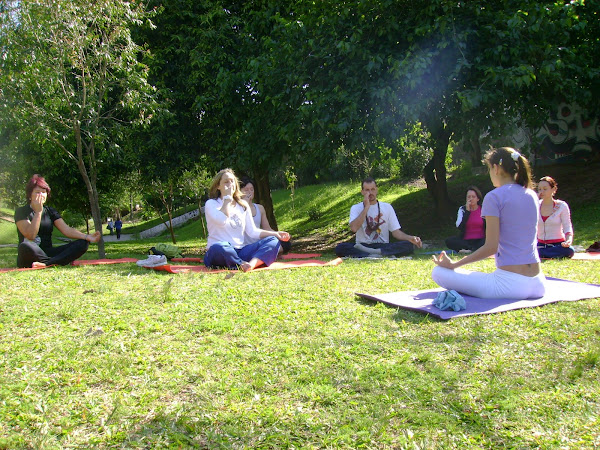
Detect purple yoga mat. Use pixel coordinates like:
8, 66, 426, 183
356, 277, 600, 320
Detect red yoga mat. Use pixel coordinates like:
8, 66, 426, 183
147, 258, 342, 274
170, 253, 322, 264
71, 257, 139, 265
571, 252, 600, 260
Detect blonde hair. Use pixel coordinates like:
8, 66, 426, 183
208, 168, 248, 210
485, 147, 533, 189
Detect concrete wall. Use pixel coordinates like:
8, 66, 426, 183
138, 208, 202, 239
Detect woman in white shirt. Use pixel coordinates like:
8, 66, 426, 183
203, 169, 290, 271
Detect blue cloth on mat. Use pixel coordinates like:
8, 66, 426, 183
433, 290, 466, 311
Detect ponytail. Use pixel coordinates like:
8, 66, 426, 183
485, 147, 533, 189
515, 154, 533, 189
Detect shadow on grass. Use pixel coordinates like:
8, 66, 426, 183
354, 294, 439, 324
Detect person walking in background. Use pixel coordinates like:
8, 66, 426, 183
335, 177, 422, 258
445, 186, 486, 253
432, 147, 546, 299
203, 168, 290, 272
537, 176, 574, 259
14, 174, 100, 268
114, 217, 122, 240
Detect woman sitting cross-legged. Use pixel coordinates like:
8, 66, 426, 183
203, 169, 290, 272
537, 176, 574, 259
15, 174, 101, 268
432, 147, 546, 300
240, 176, 292, 255
445, 185, 486, 253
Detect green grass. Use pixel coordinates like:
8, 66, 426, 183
0, 241, 599, 448
0, 219, 17, 245
1, 174, 599, 448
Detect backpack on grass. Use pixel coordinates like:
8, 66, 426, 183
149, 243, 182, 259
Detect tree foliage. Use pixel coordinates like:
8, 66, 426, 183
3, 0, 597, 237
0, 0, 158, 255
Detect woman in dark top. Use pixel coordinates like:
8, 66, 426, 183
14, 174, 100, 268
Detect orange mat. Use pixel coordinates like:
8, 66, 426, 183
0, 258, 138, 273
170, 253, 322, 263
0, 265, 52, 273
282, 253, 322, 259
72, 257, 139, 265
148, 258, 342, 274
571, 252, 600, 260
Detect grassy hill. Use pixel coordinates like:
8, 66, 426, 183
171, 161, 599, 252
2, 162, 598, 251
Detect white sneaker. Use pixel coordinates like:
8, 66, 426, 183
136, 254, 168, 267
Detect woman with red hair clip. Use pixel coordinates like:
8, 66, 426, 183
14, 175, 100, 268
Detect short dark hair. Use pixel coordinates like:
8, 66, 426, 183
361, 177, 377, 189
25, 174, 51, 201
239, 177, 255, 189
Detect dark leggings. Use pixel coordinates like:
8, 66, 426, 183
17, 240, 89, 268
334, 241, 414, 258
445, 236, 485, 252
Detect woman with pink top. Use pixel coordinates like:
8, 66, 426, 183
432, 147, 546, 299
445, 186, 486, 252
537, 176, 574, 259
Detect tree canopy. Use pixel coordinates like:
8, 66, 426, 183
1, 0, 598, 233
0, 0, 158, 255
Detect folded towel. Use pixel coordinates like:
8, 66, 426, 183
433, 290, 466, 311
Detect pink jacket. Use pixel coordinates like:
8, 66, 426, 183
537, 199, 573, 242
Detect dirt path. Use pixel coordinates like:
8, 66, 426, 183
0, 212, 14, 223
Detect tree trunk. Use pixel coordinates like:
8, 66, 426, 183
74, 126, 105, 257
469, 133, 483, 167
198, 200, 207, 238
130, 191, 134, 222
253, 169, 278, 230
422, 117, 453, 220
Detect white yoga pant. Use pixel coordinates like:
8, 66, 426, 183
432, 266, 546, 299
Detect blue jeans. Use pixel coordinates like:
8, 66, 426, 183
538, 242, 574, 259
204, 237, 280, 269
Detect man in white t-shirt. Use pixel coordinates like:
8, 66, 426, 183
335, 177, 422, 258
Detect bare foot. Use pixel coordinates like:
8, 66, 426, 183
240, 257, 264, 272
32, 262, 47, 268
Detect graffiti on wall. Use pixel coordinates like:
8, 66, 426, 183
536, 102, 600, 163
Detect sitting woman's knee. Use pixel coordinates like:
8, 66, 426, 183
76, 239, 90, 251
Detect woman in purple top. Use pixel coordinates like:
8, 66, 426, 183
432, 147, 546, 299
